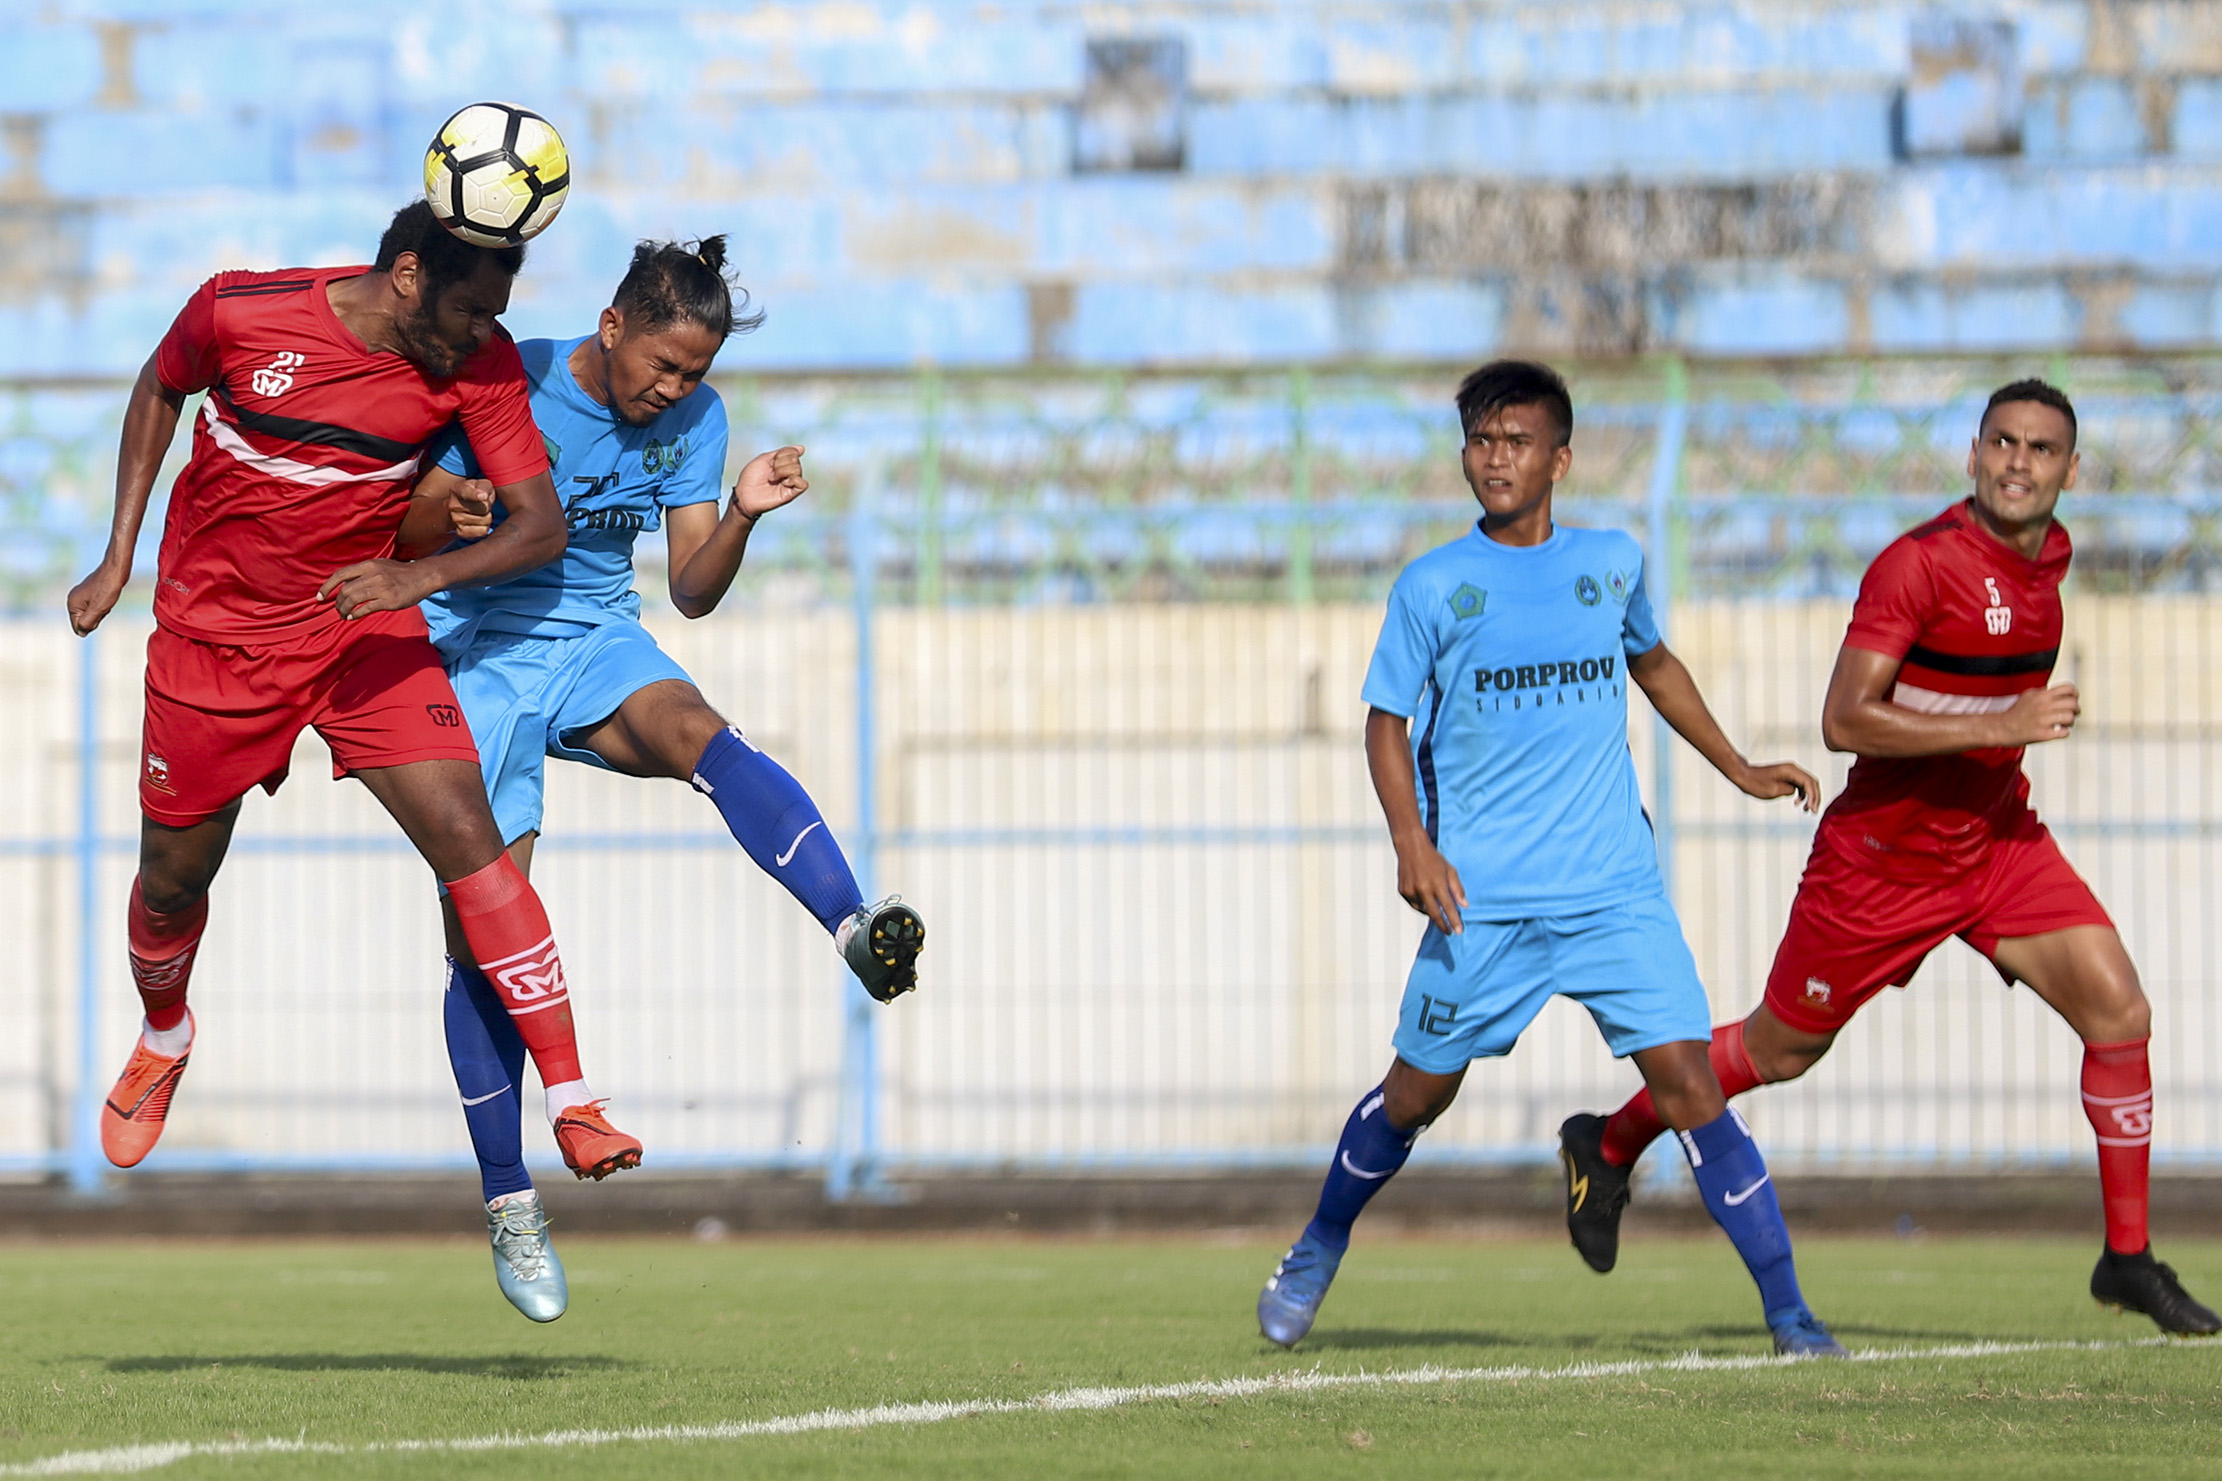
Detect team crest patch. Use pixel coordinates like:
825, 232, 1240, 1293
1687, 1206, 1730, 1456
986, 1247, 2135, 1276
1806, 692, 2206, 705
143, 754, 173, 794
1606, 570, 1630, 602
643, 438, 685, 475
1574, 575, 1601, 606
1804, 977, 1833, 1005
1448, 583, 1487, 620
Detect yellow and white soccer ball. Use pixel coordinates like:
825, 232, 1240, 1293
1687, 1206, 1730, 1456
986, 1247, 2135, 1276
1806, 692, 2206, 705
423, 102, 570, 248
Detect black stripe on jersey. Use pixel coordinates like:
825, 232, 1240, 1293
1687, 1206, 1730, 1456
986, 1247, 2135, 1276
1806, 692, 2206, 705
1905, 642, 2059, 677
214, 279, 316, 298
1415, 685, 1445, 848
211, 386, 419, 463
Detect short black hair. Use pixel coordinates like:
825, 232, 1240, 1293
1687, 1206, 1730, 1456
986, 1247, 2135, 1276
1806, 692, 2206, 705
1455, 359, 1573, 448
1980, 378, 2077, 448
373, 199, 524, 302
610, 236, 766, 341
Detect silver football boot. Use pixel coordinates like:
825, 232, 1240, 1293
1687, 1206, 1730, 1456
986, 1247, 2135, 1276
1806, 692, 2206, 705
486, 1189, 568, 1322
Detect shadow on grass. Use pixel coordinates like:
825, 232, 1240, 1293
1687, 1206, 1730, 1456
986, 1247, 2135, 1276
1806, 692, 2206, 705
1622, 1322, 2020, 1351
1292, 1328, 1532, 1354
98, 1353, 632, 1378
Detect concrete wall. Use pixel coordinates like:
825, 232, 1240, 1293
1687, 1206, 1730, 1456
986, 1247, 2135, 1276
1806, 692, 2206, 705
6, 2, 2222, 375
6, 594, 2221, 1172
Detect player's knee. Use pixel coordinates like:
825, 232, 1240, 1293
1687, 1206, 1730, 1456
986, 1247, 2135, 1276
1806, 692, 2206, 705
138, 874, 210, 917
1381, 1064, 1458, 1129
1744, 1036, 1824, 1085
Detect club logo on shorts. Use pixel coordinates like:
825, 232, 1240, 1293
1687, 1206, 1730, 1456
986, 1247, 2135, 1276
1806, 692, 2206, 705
143, 754, 174, 793
1574, 575, 1601, 606
1803, 977, 1833, 1005
1448, 583, 1487, 620
425, 703, 463, 728
250, 351, 305, 398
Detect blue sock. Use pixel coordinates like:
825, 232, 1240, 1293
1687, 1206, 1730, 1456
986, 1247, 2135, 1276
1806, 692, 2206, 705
443, 956, 533, 1204
1302, 1085, 1419, 1254
1678, 1108, 1807, 1327
690, 726, 864, 935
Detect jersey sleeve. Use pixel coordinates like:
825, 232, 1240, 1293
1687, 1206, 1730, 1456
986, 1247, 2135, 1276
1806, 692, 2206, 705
1621, 546, 1662, 656
453, 335, 551, 488
152, 278, 224, 395
658, 389, 728, 508
427, 420, 480, 479
1360, 569, 1440, 718
1842, 536, 1936, 660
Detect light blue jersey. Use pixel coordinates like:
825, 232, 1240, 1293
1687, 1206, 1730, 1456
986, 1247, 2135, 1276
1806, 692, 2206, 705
423, 334, 727, 652
1362, 521, 1663, 920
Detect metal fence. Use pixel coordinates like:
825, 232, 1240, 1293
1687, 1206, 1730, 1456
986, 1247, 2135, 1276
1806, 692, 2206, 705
7, 356, 2222, 1197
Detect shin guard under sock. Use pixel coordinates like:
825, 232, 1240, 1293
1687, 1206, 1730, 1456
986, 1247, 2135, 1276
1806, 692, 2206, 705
690, 726, 864, 935
443, 957, 533, 1203
2081, 1037, 2154, 1256
444, 855, 585, 1091
1679, 1108, 1807, 1326
1303, 1086, 1420, 1253
1601, 1021, 1765, 1167
128, 876, 208, 1034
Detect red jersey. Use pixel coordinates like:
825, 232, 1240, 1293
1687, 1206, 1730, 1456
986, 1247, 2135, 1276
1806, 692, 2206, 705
150, 266, 548, 643
1817, 499, 2072, 880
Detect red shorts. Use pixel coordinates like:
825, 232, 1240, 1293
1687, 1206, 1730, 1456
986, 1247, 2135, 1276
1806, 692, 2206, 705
1762, 814, 2115, 1034
140, 610, 480, 826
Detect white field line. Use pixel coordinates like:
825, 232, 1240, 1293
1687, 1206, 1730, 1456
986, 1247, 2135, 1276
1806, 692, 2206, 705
0, 1337, 2177, 1476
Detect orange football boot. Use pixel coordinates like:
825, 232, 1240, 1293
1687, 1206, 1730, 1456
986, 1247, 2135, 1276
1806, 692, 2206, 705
101, 1011, 193, 1168
552, 1100, 642, 1181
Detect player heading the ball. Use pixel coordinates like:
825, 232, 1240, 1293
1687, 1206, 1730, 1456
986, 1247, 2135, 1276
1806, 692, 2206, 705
67, 200, 642, 1185
1256, 360, 1845, 1358
400, 237, 924, 1321
1558, 380, 2221, 1337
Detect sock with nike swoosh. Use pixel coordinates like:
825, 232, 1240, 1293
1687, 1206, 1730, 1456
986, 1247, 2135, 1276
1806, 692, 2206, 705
690, 726, 863, 934
1303, 1085, 1420, 1254
1679, 1107, 1807, 1326
443, 956, 533, 1203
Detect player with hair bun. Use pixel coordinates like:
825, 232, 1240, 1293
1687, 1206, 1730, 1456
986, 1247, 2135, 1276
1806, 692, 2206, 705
402, 237, 924, 1322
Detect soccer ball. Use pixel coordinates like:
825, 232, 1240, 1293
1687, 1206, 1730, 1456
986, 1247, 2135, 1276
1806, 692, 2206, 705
422, 102, 570, 248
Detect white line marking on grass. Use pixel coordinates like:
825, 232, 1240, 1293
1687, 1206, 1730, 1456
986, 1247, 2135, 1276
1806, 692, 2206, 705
0, 1337, 2177, 1476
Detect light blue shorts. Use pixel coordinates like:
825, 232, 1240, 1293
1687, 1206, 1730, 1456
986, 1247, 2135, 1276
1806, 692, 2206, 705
1391, 893, 1714, 1073
444, 621, 692, 845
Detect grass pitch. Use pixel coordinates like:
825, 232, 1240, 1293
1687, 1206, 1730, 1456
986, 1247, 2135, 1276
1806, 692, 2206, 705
0, 1231, 2217, 1478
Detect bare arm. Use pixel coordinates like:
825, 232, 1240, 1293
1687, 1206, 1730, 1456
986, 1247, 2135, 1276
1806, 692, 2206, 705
396, 465, 494, 558
667, 445, 808, 619
1628, 641, 1819, 810
67, 355, 187, 635
1819, 644, 2079, 757
1366, 706, 1466, 933
318, 468, 566, 619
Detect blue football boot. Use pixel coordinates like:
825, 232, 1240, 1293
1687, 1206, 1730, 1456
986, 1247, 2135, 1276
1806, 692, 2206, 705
1770, 1308, 1849, 1359
1257, 1230, 1344, 1348
487, 1190, 568, 1323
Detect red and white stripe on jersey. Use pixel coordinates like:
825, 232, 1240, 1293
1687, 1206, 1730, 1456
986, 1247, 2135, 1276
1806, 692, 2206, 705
1816, 500, 2074, 879
149, 266, 547, 644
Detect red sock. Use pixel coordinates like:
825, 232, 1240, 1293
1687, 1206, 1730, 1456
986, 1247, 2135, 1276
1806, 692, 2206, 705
445, 855, 584, 1088
1600, 1020, 1766, 1167
2081, 1038, 2153, 1255
128, 876, 208, 1032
